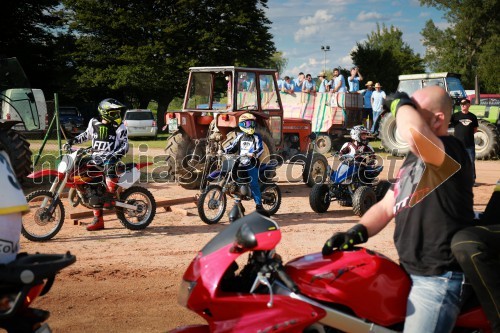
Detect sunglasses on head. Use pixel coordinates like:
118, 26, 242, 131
239, 120, 255, 128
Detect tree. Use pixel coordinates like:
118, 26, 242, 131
0, 0, 68, 96
351, 23, 424, 93
62, 0, 276, 128
420, 0, 500, 92
270, 51, 288, 76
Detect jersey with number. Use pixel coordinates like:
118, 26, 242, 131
0, 151, 28, 215
224, 132, 264, 166
73, 118, 129, 159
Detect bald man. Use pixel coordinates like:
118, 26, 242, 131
322, 86, 474, 333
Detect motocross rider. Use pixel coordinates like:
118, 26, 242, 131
0, 138, 29, 264
65, 98, 129, 231
223, 113, 266, 215
339, 125, 374, 156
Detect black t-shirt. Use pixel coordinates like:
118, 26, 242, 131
393, 136, 474, 276
451, 111, 479, 148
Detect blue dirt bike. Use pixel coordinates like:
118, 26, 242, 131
197, 154, 281, 224
309, 153, 390, 216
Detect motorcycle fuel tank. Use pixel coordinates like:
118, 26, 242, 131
285, 248, 411, 326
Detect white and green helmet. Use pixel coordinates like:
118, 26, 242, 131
98, 98, 126, 125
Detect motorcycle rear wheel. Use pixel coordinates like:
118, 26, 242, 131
22, 190, 65, 241
116, 186, 156, 230
197, 185, 227, 224
260, 184, 282, 215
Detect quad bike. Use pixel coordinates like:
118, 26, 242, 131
309, 152, 390, 216
197, 154, 281, 224
0, 252, 76, 332
22, 146, 156, 241
171, 212, 491, 333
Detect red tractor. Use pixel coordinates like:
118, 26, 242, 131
163, 66, 328, 189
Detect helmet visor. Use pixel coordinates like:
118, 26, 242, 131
107, 110, 121, 119
238, 120, 255, 129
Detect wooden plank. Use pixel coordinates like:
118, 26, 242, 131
68, 196, 197, 220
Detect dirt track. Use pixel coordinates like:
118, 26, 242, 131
20, 158, 499, 332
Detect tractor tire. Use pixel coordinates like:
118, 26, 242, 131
222, 127, 277, 164
309, 184, 331, 213
474, 120, 500, 160
379, 113, 410, 157
164, 131, 206, 190
0, 128, 32, 186
352, 186, 377, 217
303, 152, 328, 187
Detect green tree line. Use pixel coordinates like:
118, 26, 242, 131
1, 0, 497, 128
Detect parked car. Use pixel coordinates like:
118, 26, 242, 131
124, 109, 158, 138
59, 106, 85, 135
467, 94, 500, 107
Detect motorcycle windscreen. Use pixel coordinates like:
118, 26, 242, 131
200, 212, 280, 256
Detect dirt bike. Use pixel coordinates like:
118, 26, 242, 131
309, 152, 390, 216
0, 252, 76, 332
197, 154, 281, 224
22, 147, 156, 241
171, 212, 491, 333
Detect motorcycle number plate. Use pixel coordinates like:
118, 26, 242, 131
168, 119, 178, 132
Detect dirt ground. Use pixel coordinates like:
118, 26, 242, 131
19, 157, 499, 333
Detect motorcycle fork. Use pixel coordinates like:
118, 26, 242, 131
42, 173, 69, 214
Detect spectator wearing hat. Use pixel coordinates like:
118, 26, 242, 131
348, 67, 363, 93
361, 81, 374, 129
370, 82, 386, 134
317, 72, 329, 93
451, 98, 479, 181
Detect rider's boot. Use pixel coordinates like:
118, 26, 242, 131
87, 209, 104, 231
103, 177, 117, 209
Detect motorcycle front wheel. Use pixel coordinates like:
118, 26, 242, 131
260, 184, 282, 216
116, 186, 156, 230
22, 190, 65, 241
197, 185, 227, 224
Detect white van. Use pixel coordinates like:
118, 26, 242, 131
0, 88, 47, 132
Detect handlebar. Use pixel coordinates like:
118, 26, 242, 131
268, 261, 299, 294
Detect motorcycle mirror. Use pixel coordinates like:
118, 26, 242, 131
233, 223, 257, 251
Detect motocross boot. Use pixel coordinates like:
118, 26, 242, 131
103, 177, 118, 209
87, 210, 104, 231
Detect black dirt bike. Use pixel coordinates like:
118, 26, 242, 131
197, 154, 282, 224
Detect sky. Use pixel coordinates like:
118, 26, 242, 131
264, 0, 449, 78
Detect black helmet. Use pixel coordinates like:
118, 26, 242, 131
98, 98, 126, 124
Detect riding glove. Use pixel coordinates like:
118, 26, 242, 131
322, 224, 369, 255
385, 92, 416, 117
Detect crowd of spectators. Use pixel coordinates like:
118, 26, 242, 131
276, 67, 383, 134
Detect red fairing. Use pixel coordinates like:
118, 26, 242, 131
169, 325, 209, 333
285, 248, 411, 326
27, 169, 64, 179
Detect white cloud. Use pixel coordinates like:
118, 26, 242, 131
295, 25, 321, 41
299, 9, 333, 26
357, 11, 384, 21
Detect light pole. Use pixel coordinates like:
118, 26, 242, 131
321, 45, 330, 73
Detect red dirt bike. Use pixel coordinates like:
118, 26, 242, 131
0, 252, 76, 332
171, 212, 490, 333
22, 147, 156, 241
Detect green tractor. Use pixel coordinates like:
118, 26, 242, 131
378, 72, 499, 160
0, 57, 45, 185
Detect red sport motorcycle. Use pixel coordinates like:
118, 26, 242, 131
171, 212, 490, 333
22, 147, 156, 241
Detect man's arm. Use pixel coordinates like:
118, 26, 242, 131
396, 105, 445, 166
359, 188, 395, 237
357, 70, 363, 82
